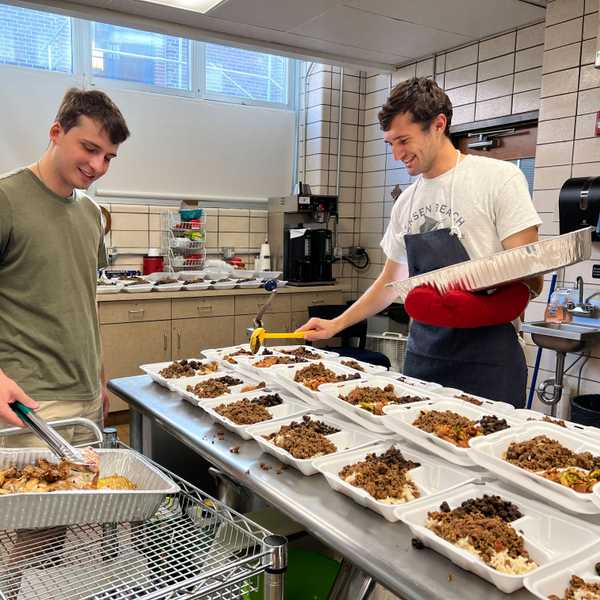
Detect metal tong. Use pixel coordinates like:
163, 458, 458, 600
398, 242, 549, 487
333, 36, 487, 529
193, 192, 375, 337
10, 400, 89, 465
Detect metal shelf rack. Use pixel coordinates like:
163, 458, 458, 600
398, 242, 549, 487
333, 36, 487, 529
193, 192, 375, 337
162, 212, 207, 272
0, 426, 286, 600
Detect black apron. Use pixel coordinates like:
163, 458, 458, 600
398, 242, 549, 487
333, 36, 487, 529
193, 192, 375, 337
402, 198, 527, 409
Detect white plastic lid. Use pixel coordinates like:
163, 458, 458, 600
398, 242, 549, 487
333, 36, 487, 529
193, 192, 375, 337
147, 248, 162, 257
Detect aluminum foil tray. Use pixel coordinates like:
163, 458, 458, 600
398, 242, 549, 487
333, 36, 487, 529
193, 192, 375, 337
388, 227, 592, 301
0, 448, 180, 529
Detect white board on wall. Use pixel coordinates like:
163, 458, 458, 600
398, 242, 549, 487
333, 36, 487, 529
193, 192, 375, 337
0, 67, 295, 200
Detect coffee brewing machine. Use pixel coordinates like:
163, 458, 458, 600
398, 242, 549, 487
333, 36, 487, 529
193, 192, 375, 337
268, 188, 338, 286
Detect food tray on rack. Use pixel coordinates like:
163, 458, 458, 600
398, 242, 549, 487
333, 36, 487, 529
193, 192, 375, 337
200, 389, 308, 440
97, 283, 124, 294
400, 481, 599, 594
318, 377, 442, 434
312, 441, 475, 522
470, 422, 600, 514
139, 358, 221, 390
383, 400, 521, 467
170, 371, 266, 405
524, 540, 600, 600
270, 360, 366, 407
0, 448, 179, 529
0, 453, 273, 600
246, 413, 379, 476
388, 227, 593, 300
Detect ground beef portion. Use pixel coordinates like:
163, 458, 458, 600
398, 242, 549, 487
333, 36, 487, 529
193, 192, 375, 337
549, 575, 600, 600
427, 509, 535, 571
526, 416, 567, 428
294, 362, 361, 391
504, 435, 600, 472
340, 385, 425, 416
215, 398, 272, 425
225, 348, 274, 364
159, 359, 219, 378
186, 375, 243, 398
340, 359, 365, 372
281, 347, 321, 359
339, 448, 420, 502
413, 410, 509, 447
254, 356, 307, 368
265, 415, 339, 459
440, 495, 522, 523
456, 393, 483, 406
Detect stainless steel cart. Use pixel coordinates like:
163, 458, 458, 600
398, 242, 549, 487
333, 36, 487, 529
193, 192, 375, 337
0, 419, 286, 600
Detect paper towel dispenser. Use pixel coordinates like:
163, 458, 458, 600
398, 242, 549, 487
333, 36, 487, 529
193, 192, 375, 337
559, 177, 600, 241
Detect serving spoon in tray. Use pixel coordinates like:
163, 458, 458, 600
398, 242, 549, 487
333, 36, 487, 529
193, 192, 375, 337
9, 400, 92, 466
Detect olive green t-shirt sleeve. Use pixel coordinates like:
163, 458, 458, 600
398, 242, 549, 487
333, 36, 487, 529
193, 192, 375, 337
0, 188, 12, 260
98, 233, 108, 269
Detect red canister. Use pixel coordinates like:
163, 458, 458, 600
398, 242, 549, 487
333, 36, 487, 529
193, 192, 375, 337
143, 255, 164, 275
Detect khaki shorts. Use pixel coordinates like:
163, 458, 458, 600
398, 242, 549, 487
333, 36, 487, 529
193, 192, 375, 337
0, 396, 103, 449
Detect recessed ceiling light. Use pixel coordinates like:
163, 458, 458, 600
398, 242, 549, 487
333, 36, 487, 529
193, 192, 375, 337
140, 0, 226, 14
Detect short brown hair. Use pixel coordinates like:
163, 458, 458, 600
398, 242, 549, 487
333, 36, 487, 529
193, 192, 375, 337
378, 77, 452, 136
56, 88, 130, 145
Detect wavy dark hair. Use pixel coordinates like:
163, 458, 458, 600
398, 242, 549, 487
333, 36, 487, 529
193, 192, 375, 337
378, 77, 452, 136
55, 88, 130, 145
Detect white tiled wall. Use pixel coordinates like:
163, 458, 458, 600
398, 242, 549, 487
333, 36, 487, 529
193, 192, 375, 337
100, 203, 267, 272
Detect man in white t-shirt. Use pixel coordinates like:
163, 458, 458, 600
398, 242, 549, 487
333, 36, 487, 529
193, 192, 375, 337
298, 77, 542, 407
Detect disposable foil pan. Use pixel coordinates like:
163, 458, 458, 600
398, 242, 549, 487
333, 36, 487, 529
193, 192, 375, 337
388, 227, 592, 301
0, 448, 179, 529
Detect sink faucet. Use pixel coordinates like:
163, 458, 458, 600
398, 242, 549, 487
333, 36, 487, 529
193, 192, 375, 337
569, 276, 595, 317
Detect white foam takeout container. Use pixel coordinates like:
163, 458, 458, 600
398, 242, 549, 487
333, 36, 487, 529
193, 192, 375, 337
437, 388, 516, 415
270, 360, 366, 407
312, 441, 475, 522
470, 422, 600, 514
379, 371, 444, 393
200, 389, 308, 440
514, 408, 600, 441
400, 480, 599, 594
383, 399, 521, 467
245, 412, 380, 476
234, 354, 316, 384
318, 377, 443, 434
264, 345, 340, 359
201, 345, 256, 364
329, 356, 388, 376
524, 540, 600, 599
139, 358, 221, 390
170, 371, 267, 405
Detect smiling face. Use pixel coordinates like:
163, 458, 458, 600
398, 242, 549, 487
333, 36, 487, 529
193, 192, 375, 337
49, 114, 118, 191
383, 111, 448, 178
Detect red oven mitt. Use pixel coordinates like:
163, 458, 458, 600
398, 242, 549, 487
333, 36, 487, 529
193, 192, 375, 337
404, 282, 530, 329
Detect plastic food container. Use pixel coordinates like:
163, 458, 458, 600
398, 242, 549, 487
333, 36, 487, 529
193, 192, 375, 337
400, 481, 598, 593
312, 441, 475, 522
245, 413, 379, 476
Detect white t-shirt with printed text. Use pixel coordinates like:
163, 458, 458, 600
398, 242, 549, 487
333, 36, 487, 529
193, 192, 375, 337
380, 154, 542, 265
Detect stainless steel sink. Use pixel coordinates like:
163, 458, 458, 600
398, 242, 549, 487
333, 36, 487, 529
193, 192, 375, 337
522, 320, 600, 353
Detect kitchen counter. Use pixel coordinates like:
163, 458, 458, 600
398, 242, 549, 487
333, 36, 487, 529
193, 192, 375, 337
109, 375, 539, 600
97, 284, 345, 302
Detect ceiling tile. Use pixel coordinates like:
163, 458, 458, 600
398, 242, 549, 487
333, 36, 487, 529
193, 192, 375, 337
292, 6, 471, 59
342, 0, 545, 37
209, 0, 339, 31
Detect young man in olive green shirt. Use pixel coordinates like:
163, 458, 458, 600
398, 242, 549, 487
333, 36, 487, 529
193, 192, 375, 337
0, 88, 130, 440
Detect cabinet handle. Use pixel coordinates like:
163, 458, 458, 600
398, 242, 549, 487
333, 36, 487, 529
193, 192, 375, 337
312, 299, 325, 305
196, 305, 213, 312
177, 331, 181, 351
163, 333, 168, 351
128, 308, 145, 315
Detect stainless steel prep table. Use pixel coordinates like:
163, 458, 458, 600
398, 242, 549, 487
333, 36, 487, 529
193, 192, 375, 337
109, 374, 535, 600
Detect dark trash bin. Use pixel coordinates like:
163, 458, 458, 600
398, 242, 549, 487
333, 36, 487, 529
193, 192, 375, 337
571, 394, 600, 428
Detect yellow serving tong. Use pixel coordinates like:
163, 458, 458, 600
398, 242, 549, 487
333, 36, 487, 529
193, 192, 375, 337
249, 327, 305, 354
